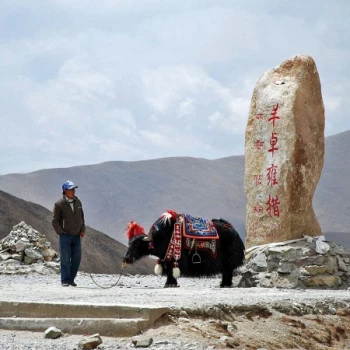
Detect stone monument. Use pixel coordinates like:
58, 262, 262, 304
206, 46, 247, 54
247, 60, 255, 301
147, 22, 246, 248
244, 55, 325, 248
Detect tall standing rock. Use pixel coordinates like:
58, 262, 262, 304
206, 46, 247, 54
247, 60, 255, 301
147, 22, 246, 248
244, 55, 325, 248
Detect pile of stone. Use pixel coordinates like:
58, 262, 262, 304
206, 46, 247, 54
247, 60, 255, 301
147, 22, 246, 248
0, 221, 60, 275
236, 236, 350, 289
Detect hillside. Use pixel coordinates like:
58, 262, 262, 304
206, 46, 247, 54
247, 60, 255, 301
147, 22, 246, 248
0, 190, 154, 275
314, 131, 350, 233
0, 131, 349, 247
0, 156, 246, 245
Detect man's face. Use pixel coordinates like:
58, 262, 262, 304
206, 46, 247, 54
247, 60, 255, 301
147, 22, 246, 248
64, 188, 75, 199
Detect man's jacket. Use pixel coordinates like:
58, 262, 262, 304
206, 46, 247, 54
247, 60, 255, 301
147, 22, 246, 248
52, 196, 85, 236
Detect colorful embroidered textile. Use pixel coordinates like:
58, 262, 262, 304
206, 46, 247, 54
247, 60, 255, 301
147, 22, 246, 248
163, 214, 219, 263
184, 238, 218, 259
164, 222, 182, 262
182, 213, 219, 240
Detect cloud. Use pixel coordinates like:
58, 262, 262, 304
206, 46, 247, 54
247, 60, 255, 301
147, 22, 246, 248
141, 64, 249, 150
322, 80, 350, 135
0, 0, 349, 174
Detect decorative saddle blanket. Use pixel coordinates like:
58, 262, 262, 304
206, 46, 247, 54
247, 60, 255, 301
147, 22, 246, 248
164, 213, 219, 262
181, 213, 219, 240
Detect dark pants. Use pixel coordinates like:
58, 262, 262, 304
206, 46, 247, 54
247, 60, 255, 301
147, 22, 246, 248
59, 234, 81, 284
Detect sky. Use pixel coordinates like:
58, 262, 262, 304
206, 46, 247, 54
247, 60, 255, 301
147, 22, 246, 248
1, 0, 349, 175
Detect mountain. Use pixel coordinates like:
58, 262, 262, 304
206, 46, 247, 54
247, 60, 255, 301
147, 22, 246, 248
313, 131, 350, 231
0, 156, 246, 245
0, 190, 154, 275
0, 131, 349, 247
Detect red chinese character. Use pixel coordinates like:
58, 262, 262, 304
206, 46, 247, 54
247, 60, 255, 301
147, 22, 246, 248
254, 175, 263, 185
268, 132, 278, 156
266, 164, 278, 187
254, 140, 264, 150
256, 113, 264, 120
253, 206, 263, 213
266, 195, 280, 217
268, 104, 280, 127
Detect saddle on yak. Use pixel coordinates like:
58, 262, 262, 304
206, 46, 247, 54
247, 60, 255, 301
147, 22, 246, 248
165, 213, 219, 267
182, 213, 219, 240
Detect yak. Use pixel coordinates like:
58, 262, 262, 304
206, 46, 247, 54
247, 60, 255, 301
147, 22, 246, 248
123, 210, 245, 288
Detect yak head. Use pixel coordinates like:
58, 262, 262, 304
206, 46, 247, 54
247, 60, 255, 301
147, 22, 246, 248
123, 210, 178, 264
123, 221, 149, 264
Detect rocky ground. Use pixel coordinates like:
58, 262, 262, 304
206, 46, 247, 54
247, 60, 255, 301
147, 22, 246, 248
2, 304, 350, 350
1, 273, 350, 350
2, 222, 350, 348
1, 309, 350, 350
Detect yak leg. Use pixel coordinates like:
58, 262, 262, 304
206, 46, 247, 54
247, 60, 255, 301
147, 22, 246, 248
164, 269, 178, 288
220, 270, 233, 288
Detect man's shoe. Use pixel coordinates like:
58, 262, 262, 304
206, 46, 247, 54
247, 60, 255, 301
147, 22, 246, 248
70, 282, 77, 287
62, 283, 69, 287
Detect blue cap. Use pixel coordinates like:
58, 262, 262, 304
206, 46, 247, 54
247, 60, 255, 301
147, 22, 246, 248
62, 180, 78, 193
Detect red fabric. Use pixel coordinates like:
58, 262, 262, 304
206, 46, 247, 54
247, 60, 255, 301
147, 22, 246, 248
126, 221, 145, 240
166, 209, 178, 220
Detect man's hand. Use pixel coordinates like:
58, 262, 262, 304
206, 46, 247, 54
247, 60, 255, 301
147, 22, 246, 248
80, 232, 85, 238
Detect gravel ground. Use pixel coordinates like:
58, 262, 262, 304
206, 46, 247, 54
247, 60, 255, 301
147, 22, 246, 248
1, 272, 350, 349
1, 272, 350, 308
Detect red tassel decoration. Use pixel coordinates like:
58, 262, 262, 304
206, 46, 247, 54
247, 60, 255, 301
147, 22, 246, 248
126, 221, 145, 240
167, 210, 178, 220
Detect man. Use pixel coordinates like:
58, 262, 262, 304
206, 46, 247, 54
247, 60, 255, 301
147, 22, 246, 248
52, 180, 85, 287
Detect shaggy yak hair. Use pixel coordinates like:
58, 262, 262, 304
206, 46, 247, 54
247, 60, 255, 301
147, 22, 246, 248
123, 210, 245, 288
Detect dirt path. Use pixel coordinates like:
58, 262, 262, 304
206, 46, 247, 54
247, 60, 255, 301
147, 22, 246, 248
1, 273, 350, 349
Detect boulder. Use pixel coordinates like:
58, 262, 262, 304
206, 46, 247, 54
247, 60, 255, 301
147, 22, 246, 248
44, 326, 63, 339
78, 333, 103, 349
236, 237, 350, 289
245, 55, 325, 248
